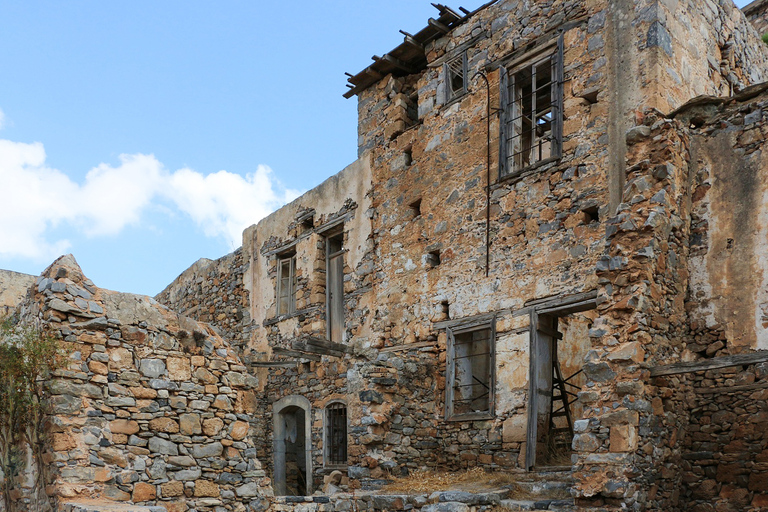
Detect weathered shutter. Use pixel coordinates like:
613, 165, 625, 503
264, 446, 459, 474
552, 33, 565, 160
498, 66, 509, 178
489, 316, 497, 416
445, 326, 456, 419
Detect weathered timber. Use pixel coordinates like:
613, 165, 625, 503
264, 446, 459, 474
650, 351, 768, 377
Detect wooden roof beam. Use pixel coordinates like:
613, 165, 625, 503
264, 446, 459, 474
399, 30, 425, 51
428, 18, 451, 34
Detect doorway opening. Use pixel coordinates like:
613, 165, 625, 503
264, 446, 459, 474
526, 294, 597, 470
273, 396, 312, 495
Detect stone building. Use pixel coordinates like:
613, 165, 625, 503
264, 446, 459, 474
5, 1, 768, 511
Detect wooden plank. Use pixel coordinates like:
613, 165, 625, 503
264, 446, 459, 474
537, 298, 597, 316
433, 311, 504, 330
525, 290, 598, 308
428, 18, 450, 34
250, 361, 298, 368
380, 341, 435, 353
306, 336, 352, 354
696, 381, 768, 395
650, 351, 768, 377
272, 347, 322, 362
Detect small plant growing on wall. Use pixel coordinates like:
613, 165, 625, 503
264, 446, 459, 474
0, 318, 63, 512
763, 33, 768, 46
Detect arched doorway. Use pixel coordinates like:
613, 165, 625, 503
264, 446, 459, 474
273, 395, 312, 495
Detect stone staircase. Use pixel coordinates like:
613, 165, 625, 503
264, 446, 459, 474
497, 468, 575, 511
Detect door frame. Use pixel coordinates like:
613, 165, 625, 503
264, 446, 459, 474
273, 395, 313, 495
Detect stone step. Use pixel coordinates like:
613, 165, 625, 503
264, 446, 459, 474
60, 502, 167, 512
510, 479, 572, 499
498, 498, 576, 511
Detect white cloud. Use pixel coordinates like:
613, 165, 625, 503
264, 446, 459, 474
0, 138, 300, 261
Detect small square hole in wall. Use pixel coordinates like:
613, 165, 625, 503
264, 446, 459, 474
409, 198, 422, 219
426, 250, 441, 268
440, 301, 450, 320
583, 206, 599, 224
301, 216, 314, 233
404, 147, 413, 167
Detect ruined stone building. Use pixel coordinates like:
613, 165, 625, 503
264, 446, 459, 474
4, 1, 768, 511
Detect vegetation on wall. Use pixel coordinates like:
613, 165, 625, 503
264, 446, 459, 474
0, 318, 62, 512
763, 32, 768, 45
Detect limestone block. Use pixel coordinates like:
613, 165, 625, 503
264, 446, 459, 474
109, 347, 133, 370
161, 480, 184, 498
180, 413, 202, 435
230, 421, 249, 440
149, 417, 179, 433
203, 418, 224, 436
167, 356, 191, 381
193, 480, 220, 497
502, 414, 527, 443
610, 425, 637, 453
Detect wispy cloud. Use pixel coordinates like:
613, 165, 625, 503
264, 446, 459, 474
0, 138, 300, 261
0, 108, 5, 130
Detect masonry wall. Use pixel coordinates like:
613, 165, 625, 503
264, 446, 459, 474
745, 0, 768, 36
0, 269, 35, 318
14, 255, 272, 512
156, 248, 252, 355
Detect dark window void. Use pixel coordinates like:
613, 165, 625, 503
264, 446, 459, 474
447, 324, 494, 419
409, 197, 421, 219
326, 403, 347, 466
500, 36, 564, 178
426, 250, 441, 268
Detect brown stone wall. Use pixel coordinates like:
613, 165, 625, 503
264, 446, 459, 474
16, 255, 271, 511
746, 0, 768, 36
677, 363, 768, 512
156, 248, 251, 354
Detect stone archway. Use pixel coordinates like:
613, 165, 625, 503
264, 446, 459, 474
273, 395, 312, 496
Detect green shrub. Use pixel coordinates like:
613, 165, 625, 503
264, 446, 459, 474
763, 32, 768, 45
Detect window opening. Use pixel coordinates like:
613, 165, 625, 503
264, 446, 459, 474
446, 321, 495, 420
500, 37, 564, 178
445, 52, 467, 103
326, 232, 344, 343
277, 254, 297, 316
325, 402, 347, 466
582, 205, 599, 224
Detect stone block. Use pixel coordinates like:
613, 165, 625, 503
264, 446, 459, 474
609, 425, 637, 452
502, 414, 527, 443
132, 482, 157, 502
203, 417, 224, 436
180, 413, 202, 435
194, 480, 220, 497
230, 420, 249, 440
161, 480, 184, 498
167, 356, 191, 381
148, 437, 178, 456
149, 417, 180, 433
110, 419, 140, 435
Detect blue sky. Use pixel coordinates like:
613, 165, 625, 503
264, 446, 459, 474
0, 0, 756, 296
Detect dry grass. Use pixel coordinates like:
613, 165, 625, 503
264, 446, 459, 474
380, 467, 523, 494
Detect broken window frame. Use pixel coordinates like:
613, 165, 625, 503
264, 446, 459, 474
499, 34, 564, 180
324, 229, 345, 343
276, 253, 297, 316
444, 51, 468, 104
445, 318, 496, 421
324, 401, 348, 468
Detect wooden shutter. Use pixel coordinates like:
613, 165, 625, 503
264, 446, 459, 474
498, 66, 509, 178
551, 33, 565, 160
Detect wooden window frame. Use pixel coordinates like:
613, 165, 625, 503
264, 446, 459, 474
499, 34, 564, 180
276, 253, 296, 316
445, 318, 496, 421
444, 51, 468, 104
324, 401, 348, 468
325, 230, 345, 343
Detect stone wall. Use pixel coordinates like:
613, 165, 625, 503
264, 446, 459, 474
13, 255, 272, 511
677, 363, 768, 512
745, 0, 768, 36
0, 268, 35, 317
155, 249, 251, 355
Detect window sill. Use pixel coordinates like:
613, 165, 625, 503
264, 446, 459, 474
445, 411, 494, 422
263, 305, 320, 326
497, 156, 560, 186
441, 92, 467, 111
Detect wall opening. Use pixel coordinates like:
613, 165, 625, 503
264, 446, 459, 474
273, 396, 312, 496
527, 296, 596, 470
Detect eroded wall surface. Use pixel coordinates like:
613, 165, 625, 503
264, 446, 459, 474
0, 268, 35, 317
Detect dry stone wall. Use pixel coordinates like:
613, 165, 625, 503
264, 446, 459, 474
155, 249, 251, 355
13, 255, 272, 512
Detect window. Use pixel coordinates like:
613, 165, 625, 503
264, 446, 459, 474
325, 402, 347, 466
276, 254, 296, 316
326, 232, 344, 342
499, 36, 564, 178
444, 52, 467, 103
446, 320, 495, 420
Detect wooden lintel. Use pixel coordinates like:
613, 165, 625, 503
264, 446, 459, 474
379, 341, 436, 353
272, 347, 321, 362
399, 31, 424, 51
251, 361, 298, 368
306, 336, 352, 354
364, 67, 383, 80
428, 18, 451, 34
381, 54, 418, 74
650, 351, 768, 377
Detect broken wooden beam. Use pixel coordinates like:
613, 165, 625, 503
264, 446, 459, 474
250, 361, 298, 368
650, 350, 768, 377
428, 18, 451, 34
272, 346, 321, 361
